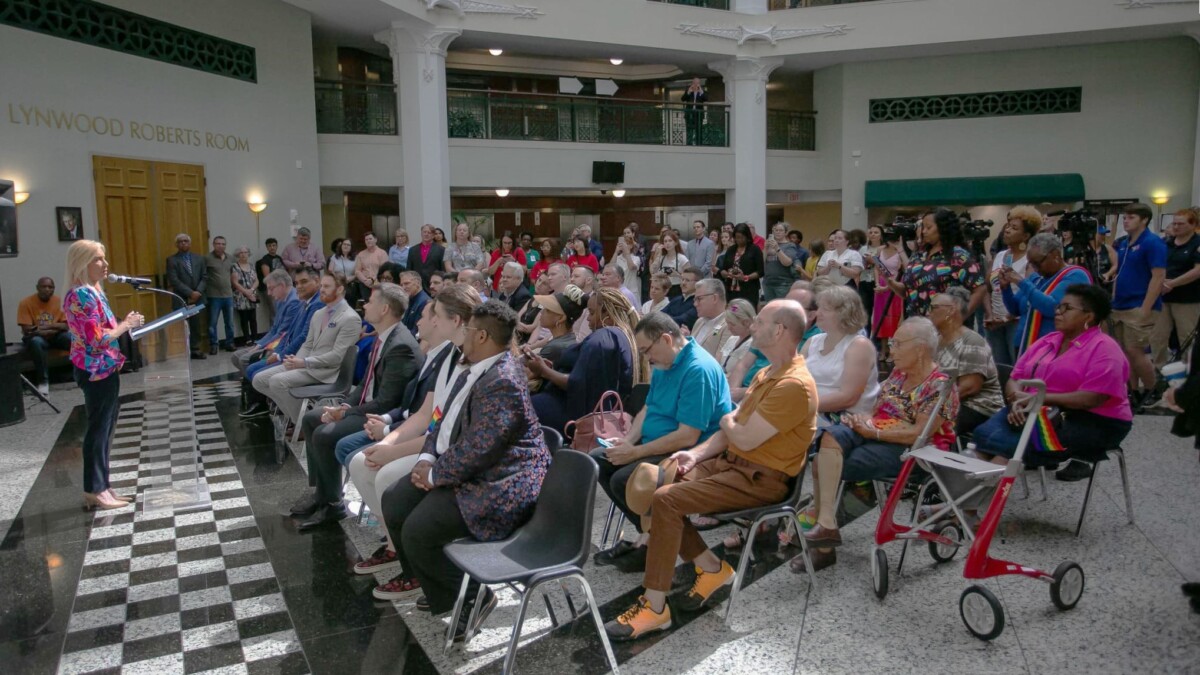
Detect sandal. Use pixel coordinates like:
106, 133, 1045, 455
690, 514, 721, 530
723, 529, 746, 550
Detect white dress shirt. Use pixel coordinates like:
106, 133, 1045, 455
417, 351, 506, 467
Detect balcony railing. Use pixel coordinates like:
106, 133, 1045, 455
315, 79, 397, 135
647, 0, 883, 9
766, 109, 816, 150
648, 0, 730, 8
447, 89, 730, 147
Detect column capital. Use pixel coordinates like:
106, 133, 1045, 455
708, 55, 784, 83
374, 20, 462, 58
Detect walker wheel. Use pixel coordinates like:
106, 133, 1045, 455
929, 522, 962, 563
960, 585, 1005, 641
1050, 561, 1085, 610
871, 547, 889, 600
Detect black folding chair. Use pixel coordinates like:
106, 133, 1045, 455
443, 450, 619, 674
281, 346, 358, 444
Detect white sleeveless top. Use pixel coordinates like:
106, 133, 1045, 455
805, 333, 879, 420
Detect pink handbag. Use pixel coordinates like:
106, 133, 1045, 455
565, 391, 632, 451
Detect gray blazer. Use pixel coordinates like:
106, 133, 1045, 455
346, 322, 423, 416
686, 236, 716, 279
295, 299, 361, 383
166, 251, 207, 300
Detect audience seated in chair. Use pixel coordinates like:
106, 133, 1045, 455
604, 299, 817, 641
802, 284, 880, 427
345, 285, 481, 587
17, 276, 70, 394
641, 273, 672, 316
1000, 233, 1092, 359
803, 317, 959, 571
399, 270, 429, 335
251, 272, 359, 427
601, 263, 640, 311
457, 268, 490, 302
289, 283, 424, 531
931, 288, 1004, 437
591, 311, 732, 574
663, 267, 701, 330
690, 278, 732, 358
514, 273, 550, 345
231, 270, 298, 380
241, 267, 323, 417
570, 264, 597, 342
494, 261, 531, 312
522, 262, 571, 349
529, 284, 584, 370
971, 284, 1132, 482
377, 301, 550, 639
529, 287, 645, 436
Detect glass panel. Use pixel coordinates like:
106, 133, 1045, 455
315, 80, 398, 135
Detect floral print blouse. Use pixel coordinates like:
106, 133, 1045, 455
64, 285, 125, 380
900, 246, 984, 317
871, 368, 959, 450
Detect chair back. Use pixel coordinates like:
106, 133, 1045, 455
996, 363, 1013, 392
540, 425, 563, 455
507, 450, 597, 571
624, 383, 651, 417
332, 345, 360, 396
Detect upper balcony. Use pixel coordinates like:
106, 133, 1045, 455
315, 79, 397, 135
647, 0, 885, 11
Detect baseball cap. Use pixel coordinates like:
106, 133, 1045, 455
534, 284, 586, 324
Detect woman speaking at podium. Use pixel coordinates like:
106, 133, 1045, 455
64, 240, 145, 510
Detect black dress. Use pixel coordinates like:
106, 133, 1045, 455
719, 244, 764, 305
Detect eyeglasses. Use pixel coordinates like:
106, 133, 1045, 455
891, 337, 919, 348
463, 325, 489, 338
929, 303, 956, 312
695, 293, 716, 302
637, 333, 662, 356
1055, 303, 1084, 315
1026, 254, 1047, 266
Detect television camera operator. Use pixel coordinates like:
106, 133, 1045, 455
885, 208, 987, 319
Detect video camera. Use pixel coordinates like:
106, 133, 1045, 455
1054, 209, 1099, 240
887, 216, 919, 242
958, 212, 993, 258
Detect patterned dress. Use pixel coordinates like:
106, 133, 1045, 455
871, 368, 960, 450
233, 264, 258, 311
899, 246, 984, 317
64, 285, 124, 380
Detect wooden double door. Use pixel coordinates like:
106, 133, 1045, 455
92, 156, 209, 360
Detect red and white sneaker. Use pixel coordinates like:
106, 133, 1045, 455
354, 545, 399, 575
373, 575, 421, 601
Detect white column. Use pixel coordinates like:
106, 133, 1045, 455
730, 0, 768, 14
375, 20, 461, 235
710, 56, 783, 231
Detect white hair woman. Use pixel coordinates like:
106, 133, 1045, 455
797, 316, 959, 573
63, 240, 145, 510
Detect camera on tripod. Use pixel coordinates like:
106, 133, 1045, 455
1056, 209, 1099, 240
958, 212, 993, 257
888, 216, 919, 242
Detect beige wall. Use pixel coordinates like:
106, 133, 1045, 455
782, 202, 842, 246
320, 203, 347, 253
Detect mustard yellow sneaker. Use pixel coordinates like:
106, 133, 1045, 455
605, 596, 672, 641
675, 560, 735, 612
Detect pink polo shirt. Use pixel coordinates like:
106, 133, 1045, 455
1011, 326, 1132, 422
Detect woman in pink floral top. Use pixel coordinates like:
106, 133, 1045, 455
63, 240, 145, 510
800, 316, 958, 571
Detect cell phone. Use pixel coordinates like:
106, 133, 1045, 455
596, 438, 614, 448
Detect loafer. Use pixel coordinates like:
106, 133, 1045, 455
239, 402, 269, 419
594, 540, 638, 566
1055, 460, 1093, 483
802, 524, 842, 548
296, 502, 347, 531
190, 352, 207, 360
792, 547, 836, 573
288, 493, 320, 517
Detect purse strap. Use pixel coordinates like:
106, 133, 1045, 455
594, 390, 624, 415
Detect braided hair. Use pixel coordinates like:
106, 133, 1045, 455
591, 287, 648, 384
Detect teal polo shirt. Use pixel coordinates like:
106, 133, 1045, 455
641, 338, 732, 445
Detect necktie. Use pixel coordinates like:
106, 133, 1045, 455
359, 337, 382, 404
183, 254, 192, 276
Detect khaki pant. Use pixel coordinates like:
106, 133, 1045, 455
1151, 302, 1200, 367
1111, 308, 1157, 351
642, 455, 789, 592
251, 363, 321, 423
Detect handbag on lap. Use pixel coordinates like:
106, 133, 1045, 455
564, 390, 631, 451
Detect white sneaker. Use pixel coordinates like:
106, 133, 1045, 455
37, 383, 50, 396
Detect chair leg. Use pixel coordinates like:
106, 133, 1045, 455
790, 512, 818, 593
723, 512, 761, 625
1018, 471, 1030, 500
1073, 461, 1101, 537
559, 579, 580, 620
501, 587, 533, 675
573, 574, 621, 675
1038, 466, 1049, 501
600, 502, 617, 549
1111, 449, 1135, 525
443, 575, 471, 656
464, 583, 488, 644
291, 399, 309, 444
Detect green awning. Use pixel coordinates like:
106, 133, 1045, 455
864, 173, 1085, 207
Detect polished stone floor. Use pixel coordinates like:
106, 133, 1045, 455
0, 360, 1198, 674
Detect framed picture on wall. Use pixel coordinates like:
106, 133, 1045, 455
57, 207, 84, 242
0, 180, 17, 257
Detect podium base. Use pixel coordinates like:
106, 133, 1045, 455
142, 482, 212, 516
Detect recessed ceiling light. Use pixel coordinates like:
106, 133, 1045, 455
489, 48, 503, 56
610, 58, 623, 66
612, 189, 626, 198
495, 188, 510, 197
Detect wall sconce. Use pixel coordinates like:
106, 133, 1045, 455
489, 48, 503, 56
612, 189, 626, 198
248, 200, 267, 243
610, 58, 623, 66
495, 189, 510, 197
14, 191, 30, 205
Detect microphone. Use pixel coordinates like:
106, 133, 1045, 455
107, 273, 153, 285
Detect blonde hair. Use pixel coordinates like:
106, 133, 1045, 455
66, 239, 104, 288
592, 287, 648, 384
816, 284, 867, 334
1007, 205, 1043, 237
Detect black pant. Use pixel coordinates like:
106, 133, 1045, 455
684, 109, 703, 145
381, 480, 475, 614
957, 406, 992, 439
589, 447, 671, 534
74, 367, 120, 493
301, 408, 366, 503
237, 308, 257, 343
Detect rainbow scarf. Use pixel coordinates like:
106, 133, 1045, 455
1020, 265, 1090, 353
1029, 407, 1065, 453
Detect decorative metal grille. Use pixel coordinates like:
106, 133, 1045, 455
766, 109, 815, 150
0, 0, 257, 83
868, 87, 1081, 123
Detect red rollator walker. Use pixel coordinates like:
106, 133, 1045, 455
878, 380, 1084, 640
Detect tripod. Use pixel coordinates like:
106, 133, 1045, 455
20, 374, 60, 413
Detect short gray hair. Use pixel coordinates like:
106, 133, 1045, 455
234, 246, 251, 257
1028, 233, 1063, 256
898, 316, 939, 355
695, 278, 725, 303
937, 287, 972, 321
297, 227, 312, 237
265, 269, 292, 288
175, 233, 191, 244
635, 311, 682, 342
374, 282, 409, 317
548, 262, 570, 277
604, 264, 625, 282
503, 261, 525, 278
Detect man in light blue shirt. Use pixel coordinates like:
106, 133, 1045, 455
686, 220, 716, 279
591, 311, 732, 572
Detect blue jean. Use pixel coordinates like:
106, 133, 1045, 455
207, 296, 235, 347
973, 407, 1132, 464
815, 423, 908, 481
335, 429, 376, 467
24, 332, 71, 383
985, 321, 1019, 368
74, 367, 120, 493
